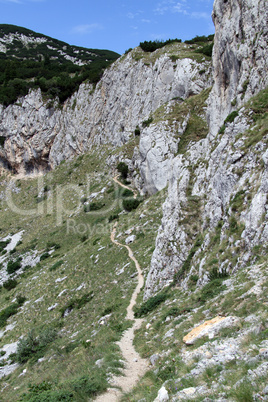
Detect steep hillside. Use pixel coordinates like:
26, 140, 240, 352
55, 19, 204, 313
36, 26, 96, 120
142, 0, 268, 297
0, 24, 119, 105
0, 0, 267, 401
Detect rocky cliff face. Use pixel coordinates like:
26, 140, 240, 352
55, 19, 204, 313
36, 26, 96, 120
0, 0, 267, 302
208, 0, 268, 136
0, 47, 211, 173
143, 0, 268, 298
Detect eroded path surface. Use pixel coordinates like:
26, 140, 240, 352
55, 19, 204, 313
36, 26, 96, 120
113, 175, 138, 199
94, 180, 148, 401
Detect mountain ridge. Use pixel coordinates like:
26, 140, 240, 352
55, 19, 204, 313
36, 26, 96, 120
0, 24, 120, 106
0, 24, 120, 61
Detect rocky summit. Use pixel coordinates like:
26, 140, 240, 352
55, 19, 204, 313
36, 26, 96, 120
0, 0, 267, 401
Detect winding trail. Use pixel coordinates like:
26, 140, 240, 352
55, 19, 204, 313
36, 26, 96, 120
94, 179, 148, 401
113, 175, 138, 199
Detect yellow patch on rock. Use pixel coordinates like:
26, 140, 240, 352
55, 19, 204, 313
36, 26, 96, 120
183, 316, 226, 345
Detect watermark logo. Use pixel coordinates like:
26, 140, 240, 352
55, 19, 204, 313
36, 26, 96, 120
4, 173, 144, 227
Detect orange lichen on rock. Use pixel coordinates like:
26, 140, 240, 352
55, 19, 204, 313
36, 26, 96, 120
183, 316, 227, 345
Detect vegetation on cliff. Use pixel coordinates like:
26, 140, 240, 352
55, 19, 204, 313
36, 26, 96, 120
0, 24, 119, 106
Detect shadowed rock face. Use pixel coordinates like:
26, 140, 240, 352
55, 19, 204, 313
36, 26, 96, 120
207, 0, 268, 137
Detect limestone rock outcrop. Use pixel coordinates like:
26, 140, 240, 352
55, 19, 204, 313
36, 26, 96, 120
143, 0, 268, 298
0, 51, 211, 173
207, 0, 268, 136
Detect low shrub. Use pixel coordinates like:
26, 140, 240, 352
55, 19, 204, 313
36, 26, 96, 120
121, 188, 134, 198
208, 267, 229, 281
7, 258, 22, 274
200, 278, 226, 303
60, 292, 94, 317
140, 38, 181, 52
230, 190, 246, 212
84, 202, 105, 212
92, 237, 101, 246
219, 124, 225, 134
20, 381, 74, 401
40, 252, 50, 261
63, 340, 80, 354
46, 241, 61, 249
0, 239, 10, 252
80, 196, 88, 204
70, 373, 108, 398
224, 110, 239, 124
0, 136, 5, 147
134, 291, 169, 317
229, 215, 239, 233
185, 34, 214, 44
20, 371, 108, 401
124, 48, 133, 54
162, 307, 181, 321
3, 278, 18, 290
142, 116, 153, 128
189, 274, 199, 284
0, 295, 26, 328
218, 111, 239, 135
108, 214, 119, 222
122, 198, 140, 211
195, 42, 213, 57
15, 327, 58, 364
49, 260, 64, 272
117, 162, 128, 179
134, 126, 141, 136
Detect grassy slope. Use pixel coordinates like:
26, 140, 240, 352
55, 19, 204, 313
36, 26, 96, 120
0, 147, 165, 401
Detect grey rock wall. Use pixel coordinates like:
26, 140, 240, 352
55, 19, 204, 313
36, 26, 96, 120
207, 0, 268, 137
0, 52, 211, 173
143, 0, 268, 298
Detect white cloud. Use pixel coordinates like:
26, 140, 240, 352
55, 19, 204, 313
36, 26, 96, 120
154, 0, 188, 15
72, 24, 103, 35
127, 10, 143, 20
173, 2, 189, 15
0, 0, 46, 3
154, 0, 174, 15
0, 0, 21, 3
191, 11, 211, 19
141, 19, 151, 23
127, 12, 136, 19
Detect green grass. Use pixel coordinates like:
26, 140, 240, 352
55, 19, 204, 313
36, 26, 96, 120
15, 327, 58, 364
151, 87, 211, 155
0, 296, 26, 328
240, 88, 268, 151
0, 144, 166, 401
173, 235, 203, 283
130, 39, 213, 64
134, 291, 170, 317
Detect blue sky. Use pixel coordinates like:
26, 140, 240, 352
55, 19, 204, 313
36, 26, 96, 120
0, 0, 215, 54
